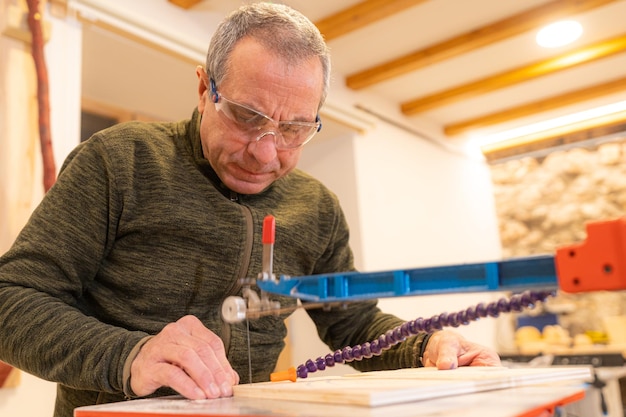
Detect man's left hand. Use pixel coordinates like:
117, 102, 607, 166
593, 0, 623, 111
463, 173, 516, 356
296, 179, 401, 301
421, 330, 501, 369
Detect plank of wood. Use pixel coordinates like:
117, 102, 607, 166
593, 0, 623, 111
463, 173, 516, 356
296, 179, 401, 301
233, 366, 592, 407
74, 385, 587, 417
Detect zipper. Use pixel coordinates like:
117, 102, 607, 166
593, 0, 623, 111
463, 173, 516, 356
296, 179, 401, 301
221, 203, 255, 355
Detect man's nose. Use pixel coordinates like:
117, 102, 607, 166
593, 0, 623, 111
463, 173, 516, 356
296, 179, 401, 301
249, 131, 278, 163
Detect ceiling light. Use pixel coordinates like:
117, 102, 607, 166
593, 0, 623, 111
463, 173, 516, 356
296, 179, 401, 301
471, 100, 626, 151
536, 20, 583, 48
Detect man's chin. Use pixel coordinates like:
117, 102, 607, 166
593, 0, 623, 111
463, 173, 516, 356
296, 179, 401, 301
226, 179, 271, 195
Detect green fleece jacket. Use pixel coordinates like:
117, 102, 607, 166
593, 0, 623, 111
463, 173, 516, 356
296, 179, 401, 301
0, 109, 426, 417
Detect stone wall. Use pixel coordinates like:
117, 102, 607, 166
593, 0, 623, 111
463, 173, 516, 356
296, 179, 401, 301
490, 135, 626, 337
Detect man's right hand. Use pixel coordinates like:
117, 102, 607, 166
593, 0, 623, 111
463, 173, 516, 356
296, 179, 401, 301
130, 315, 239, 399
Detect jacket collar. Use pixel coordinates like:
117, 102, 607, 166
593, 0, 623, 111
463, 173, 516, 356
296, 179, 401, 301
188, 108, 240, 201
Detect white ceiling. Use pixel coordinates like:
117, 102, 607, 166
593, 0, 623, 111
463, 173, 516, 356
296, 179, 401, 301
79, 0, 626, 154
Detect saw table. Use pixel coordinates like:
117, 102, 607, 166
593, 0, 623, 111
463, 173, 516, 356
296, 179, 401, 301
75, 376, 587, 417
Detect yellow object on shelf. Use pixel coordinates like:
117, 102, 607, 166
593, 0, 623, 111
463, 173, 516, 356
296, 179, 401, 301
585, 330, 609, 344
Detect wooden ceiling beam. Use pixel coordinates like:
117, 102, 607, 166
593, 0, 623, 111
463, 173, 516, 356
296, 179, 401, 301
445, 76, 626, 136
314, 0, 427, 41
346, 0, 618, 90
167, 0, 202, 10
401, 33, 626, 115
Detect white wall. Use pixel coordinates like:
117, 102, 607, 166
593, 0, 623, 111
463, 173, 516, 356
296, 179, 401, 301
295, 85, 503, 373
350, 91, 504, 346
297, 129, 364, 268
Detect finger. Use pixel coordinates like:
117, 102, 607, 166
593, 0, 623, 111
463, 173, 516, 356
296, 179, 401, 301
130, 337, 211, 398
433, 346, 459, 370
131, 317, 238, 398
457, 349, 502, 367
159, 318, 237, 397
422, 351, 458, 369
178, 317, 231, 365
167, 341, 229, 398
130, 348, 208, 399
232, 369, 240, 385
148, 362, 209, 399
422, 333, 459, 370
176, 316, 239, 392
190, 325, 237, 385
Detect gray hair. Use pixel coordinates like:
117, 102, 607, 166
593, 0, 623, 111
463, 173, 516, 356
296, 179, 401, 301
205, 2, 331, 109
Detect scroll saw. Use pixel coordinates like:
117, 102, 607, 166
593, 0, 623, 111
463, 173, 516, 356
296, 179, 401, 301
221, 216, 626, 381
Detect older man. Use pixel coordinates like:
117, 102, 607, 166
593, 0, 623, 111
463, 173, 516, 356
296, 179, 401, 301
0, 3, 500, 417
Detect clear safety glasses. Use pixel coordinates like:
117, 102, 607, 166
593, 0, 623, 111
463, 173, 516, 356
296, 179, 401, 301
210, 78, 322, 150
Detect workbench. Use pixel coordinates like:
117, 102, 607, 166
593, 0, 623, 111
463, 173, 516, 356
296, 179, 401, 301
75, 367, 591, 417
74, 385, 586, 417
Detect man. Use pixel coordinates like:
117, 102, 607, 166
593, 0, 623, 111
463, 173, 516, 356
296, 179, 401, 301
0, 3, 500, 417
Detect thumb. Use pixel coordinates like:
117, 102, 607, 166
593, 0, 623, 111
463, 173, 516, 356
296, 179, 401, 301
424, 331, 460, 370
434, 352, 458, 370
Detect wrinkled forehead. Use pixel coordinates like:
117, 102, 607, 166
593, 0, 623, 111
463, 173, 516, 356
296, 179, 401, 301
222, 38, 324, 96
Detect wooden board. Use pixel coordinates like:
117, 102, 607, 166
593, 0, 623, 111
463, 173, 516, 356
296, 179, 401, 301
74, 385, 587, 417
233, 366, 592, 407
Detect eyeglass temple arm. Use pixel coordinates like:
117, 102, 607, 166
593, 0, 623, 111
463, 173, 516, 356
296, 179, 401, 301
209, 78, 219, 103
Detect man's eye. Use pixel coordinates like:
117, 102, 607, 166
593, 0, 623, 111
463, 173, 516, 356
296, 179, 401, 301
232, 108, 264, 126
281, 124, 306, 136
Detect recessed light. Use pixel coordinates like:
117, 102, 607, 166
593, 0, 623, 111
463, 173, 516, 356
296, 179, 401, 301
536, 20, 583, 48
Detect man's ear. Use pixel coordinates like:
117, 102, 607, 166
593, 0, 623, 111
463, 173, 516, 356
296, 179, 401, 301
196, 66, 209, 110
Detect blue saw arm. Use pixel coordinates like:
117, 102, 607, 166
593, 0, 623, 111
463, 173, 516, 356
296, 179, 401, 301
221, 217, 626, 323
255, 216, 626, 302
256, 254, 558, 303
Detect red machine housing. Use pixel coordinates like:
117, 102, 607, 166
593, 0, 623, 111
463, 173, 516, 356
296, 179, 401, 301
555, 217, 626, 293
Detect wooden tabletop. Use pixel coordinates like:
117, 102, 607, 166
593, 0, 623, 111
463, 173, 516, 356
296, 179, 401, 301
74, 385, 586, 417
75, 367, 591, 417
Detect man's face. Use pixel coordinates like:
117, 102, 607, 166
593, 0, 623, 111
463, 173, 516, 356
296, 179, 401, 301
197, 37, 324, 195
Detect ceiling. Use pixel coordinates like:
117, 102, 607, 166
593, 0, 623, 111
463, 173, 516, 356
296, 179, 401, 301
78, 0, 626, 161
